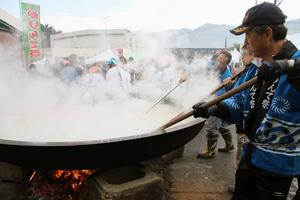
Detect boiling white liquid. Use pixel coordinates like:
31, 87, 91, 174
1, 95, 184, 142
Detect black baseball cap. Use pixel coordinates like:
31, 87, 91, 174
230, 2, 286, 35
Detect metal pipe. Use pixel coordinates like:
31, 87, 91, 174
146, 79, 186, 113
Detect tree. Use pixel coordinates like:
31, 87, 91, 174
40, 24, 62, 48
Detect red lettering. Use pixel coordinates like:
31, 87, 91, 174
30, 41, 39, 49
29, 49, 41, 59
28, 31, 38, 39
27, 10, 39, 19
29, 20, 39, 30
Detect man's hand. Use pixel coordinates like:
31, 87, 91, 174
192, 102, 213, 118
222, 77, 234, 91
257, 60, 294, 82
223, 77, 232, 84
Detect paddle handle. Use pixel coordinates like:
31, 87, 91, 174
159, 77, 258, 130
209, 69, 246, 95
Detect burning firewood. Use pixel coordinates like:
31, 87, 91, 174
22, 170, 96, 200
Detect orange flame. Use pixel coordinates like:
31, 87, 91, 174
52, 170, 96, 192
27, 169, 97, 199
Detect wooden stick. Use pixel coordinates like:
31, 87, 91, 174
159, 77, 258, 130
209, 68, 247, 95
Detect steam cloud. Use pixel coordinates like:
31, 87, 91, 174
0, 39, 219, 143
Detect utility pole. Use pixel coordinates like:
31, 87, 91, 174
225, 37, 227, 49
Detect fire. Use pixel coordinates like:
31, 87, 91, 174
53, 170, 96, 191
25, 169, 97, 199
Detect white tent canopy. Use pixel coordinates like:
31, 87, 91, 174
85, 49, 118, 65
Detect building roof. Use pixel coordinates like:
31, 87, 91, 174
0, 8, 22, 33
51, 29, 131, 40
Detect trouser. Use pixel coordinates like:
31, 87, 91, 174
236, 134, 248, 166
206, 116, 229, 136
287, 178, 298, 200
234, 124, 248, 166
232, 158, 295, 200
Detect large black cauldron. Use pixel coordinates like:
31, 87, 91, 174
0, 119, 205, 169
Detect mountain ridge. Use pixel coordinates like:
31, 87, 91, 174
138, 18, 300, 48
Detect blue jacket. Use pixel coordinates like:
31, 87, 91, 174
216, 66, 232, 96
62, 65, 79, 84
223, 48, 300, 176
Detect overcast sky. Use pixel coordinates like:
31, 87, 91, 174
1, 0, 299, 32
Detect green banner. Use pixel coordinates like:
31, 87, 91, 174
21, 2, 42, 65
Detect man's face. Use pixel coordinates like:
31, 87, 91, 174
120, 57, 127, 64
215, 54, 229, 72
246, 28, 270, 58
241, 49, 255, 66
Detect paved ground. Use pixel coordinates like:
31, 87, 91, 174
167, 124, 237, 200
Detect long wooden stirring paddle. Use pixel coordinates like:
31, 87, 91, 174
158, 77, 258, 131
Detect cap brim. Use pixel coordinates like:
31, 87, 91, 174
230, 25, 250, 35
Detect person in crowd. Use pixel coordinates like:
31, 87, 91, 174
128, 57, 134, 63
210, 52, 219, 66
206, 50, 222, 74
48, 57, 63, 78
27, 63, 42, 79
81, 62, 106, 90
69, 54, 84, 76
231, 62, 242, 76
119, 56, 128, 65
119, 56, 133, 82
28, 63, 37, 73
61, 54, 80, 85
80, 62, 106, 104
234, 43, 256, 166
192, 2, 300, 199
196, 50, 234, 159
106, 58, 132, 94
227, 42, 256, 194
126, 56, 138, 83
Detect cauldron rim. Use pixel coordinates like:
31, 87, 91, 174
0, 118, 204, 147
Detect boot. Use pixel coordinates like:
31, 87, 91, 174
218, 128, 234, 152
197, 135, 218, 159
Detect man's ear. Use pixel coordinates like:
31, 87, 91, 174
265, 27, 273, 42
